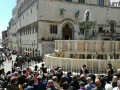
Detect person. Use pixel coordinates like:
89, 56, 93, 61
47, 80, 58, 90
59, 76, 66, 88
78, 82, 86, 90
106, 69, 113, 83
112, 76, 118, 88
113, 80, 120, 90
91, 79, 104, 90
108, 63, 114, 75
23, 77, 30, 89
34, 75, 47, 90
69, 76, 80, 90
80, 65, 89, 75
57, 68, 63, 83
62, 82, 69, 90
40, 64, 47, 73
52, 76, 60, 90
65, 71, 72, 85
105, 84, 113, 90
18, 70, 27, 90
85, 77, 95, 90
24, 79, 35, 90
7, 77, 19, 90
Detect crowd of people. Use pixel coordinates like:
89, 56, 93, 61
0, 62, 120, 90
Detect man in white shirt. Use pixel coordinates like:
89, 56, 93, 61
113, 80, 120, 90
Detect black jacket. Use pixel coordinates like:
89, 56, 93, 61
19, 75, 26, 85
80, 69, 89, 75
69, 81, 80, 90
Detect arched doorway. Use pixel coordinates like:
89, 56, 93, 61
62, 24, 72, 40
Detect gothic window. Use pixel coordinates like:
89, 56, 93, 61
31, 9, 32, 14
55, 25, 57, 34
53, 25, 54, 34
50, 25, 58, 34
28, 28, 29, 35
98, 0, 104, 6
26, 29, 27, 35
78, 0, 85, 3
65, 0, 72, 2
50, 25, 52, 34
30, 27, 31, 34
35, 26, 38, 33
33, 26, 34, 33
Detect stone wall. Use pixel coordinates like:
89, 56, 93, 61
45, 54, 120, 70
42, 41, 55, 56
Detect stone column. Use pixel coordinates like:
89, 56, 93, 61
94, 55, 98, 59
112, 42, 114, 52
110, 54, 114, 59
95, 42, 97, 51
107, 54, 110, 60
115, 42, 117, 52
55, 41, 57, 50
103, 41, 105, 52
85, 54, 88, 59
60, 41, 63, 51
91, 54, 94, 59
68, 54, 71, 58
85, 42, 88, 52
67, 41, 70, 52
58, 41, 60, 51
103, 55, 106, 59
75, 41, 78, 52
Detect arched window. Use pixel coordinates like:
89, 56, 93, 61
50, 25, 52, 34
111, 23, 114, 31
78, 0, 85, 3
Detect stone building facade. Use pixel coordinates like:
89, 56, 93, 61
6, 0, 120, 56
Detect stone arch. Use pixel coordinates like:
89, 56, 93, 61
61, 19, 75, 40
109, 20, 116, 32
114, 37, 120, 41
102, 37, 112, 41
109, 20, 116, 26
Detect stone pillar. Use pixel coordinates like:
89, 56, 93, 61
95, 42, 97, 51
60, 41, 63, 51
110, 54, 114, 59
112, 42, 114, 52
68, 41, 70, 52
75, 54, 79, 59
94, 55, 98, 59
107, 54, 110, 60
68, 54, 71, 58
85, 54, 88, 59
58, 41, 60, 51
60, 52, 64, 58
103, 41, 105, 52
85, 42, 88, 52
55, 41, 57, 50
75, 41, 78, 52
103, 55, 106, 59
91, 54, 94, 59
115, 42, 117, 52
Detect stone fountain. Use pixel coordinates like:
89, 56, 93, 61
80, 10, 96, 40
